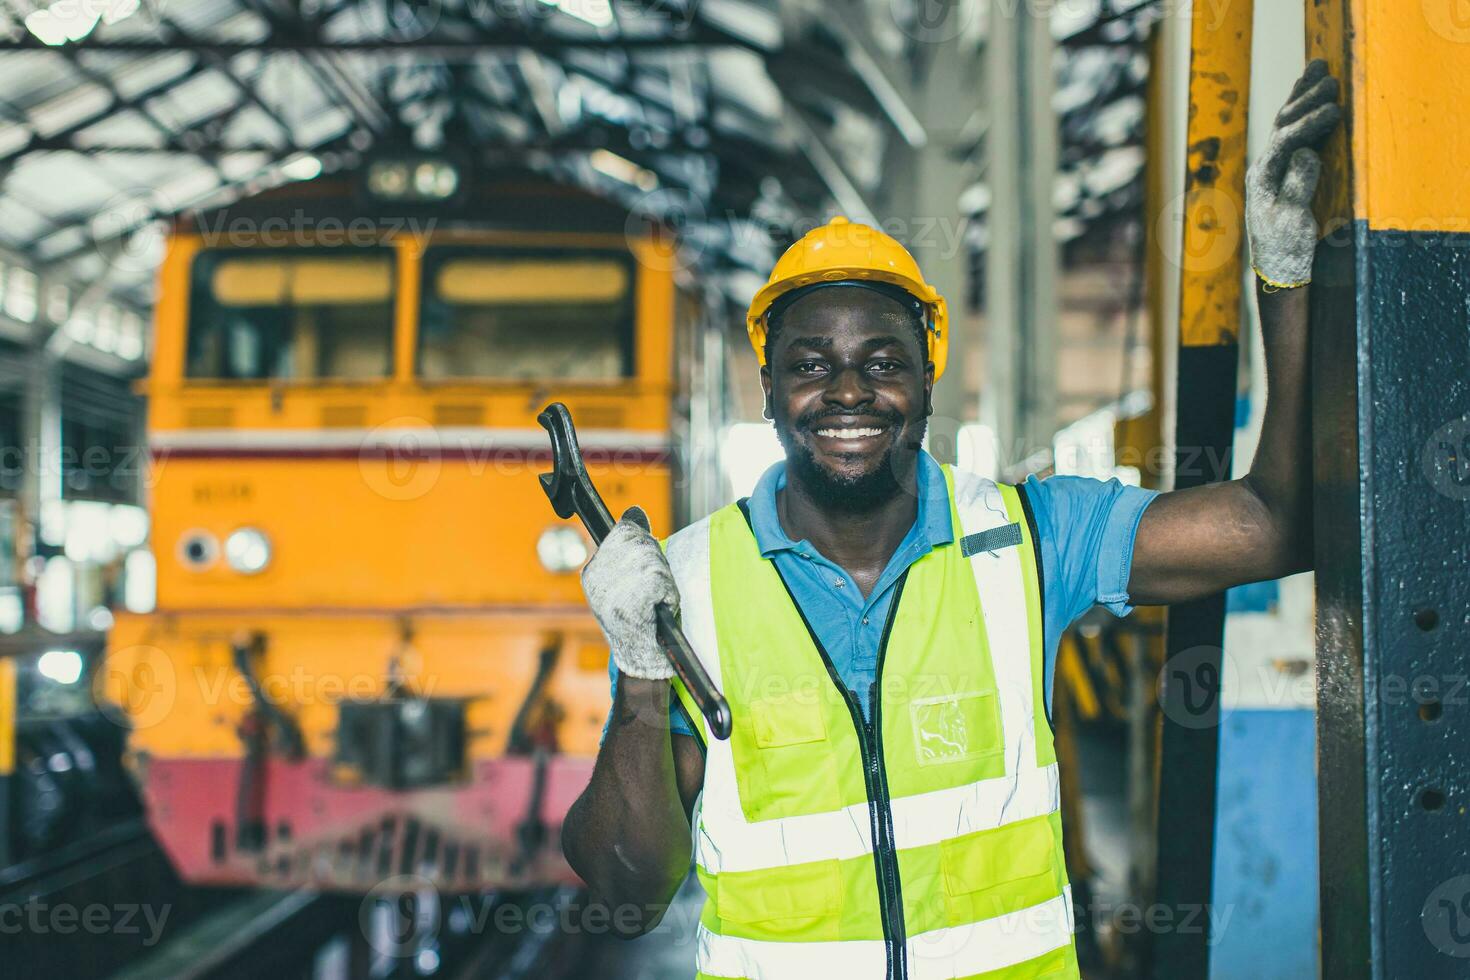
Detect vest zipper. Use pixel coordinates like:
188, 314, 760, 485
785, 572, 911, 980
734, 502, 911, 977
865, 677, 907, 980
867, 578, 909, 980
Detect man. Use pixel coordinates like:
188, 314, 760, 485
563, 61, 1341, 979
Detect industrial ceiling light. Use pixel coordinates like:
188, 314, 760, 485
537, 0, 613, 28
281, 154, 323, 182
25, 5, 99, 44
25, 0, 138, 45
590, 149, 658, 190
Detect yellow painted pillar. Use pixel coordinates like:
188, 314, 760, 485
0, 657, 15, 866
1151, 2, 1254, 977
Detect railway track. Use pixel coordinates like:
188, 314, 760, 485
108, 877, 701, 979
0, 819, 153, 897
5, 821, 699, 979
0, 819, 235, 977
111, 884, 592, 980
110, 889, 360, 980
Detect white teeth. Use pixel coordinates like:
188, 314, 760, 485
816, 427, 884, 439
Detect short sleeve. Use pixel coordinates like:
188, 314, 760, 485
1022, 474, 1159, 630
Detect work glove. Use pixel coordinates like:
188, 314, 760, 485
581, 506, 679, 680
1245, 59, 1343, 289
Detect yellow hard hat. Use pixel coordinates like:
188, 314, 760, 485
745, 216, 949, 380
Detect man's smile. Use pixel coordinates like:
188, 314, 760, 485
813, 423, 889, 441
804, 415, 899, 456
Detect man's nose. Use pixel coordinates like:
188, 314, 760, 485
823, 365, 874, 408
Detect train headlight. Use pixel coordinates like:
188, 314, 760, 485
365, 157, 460, 201
224, 527, 272, 575
414, 160, 458, 199
178, 530, 219, 571
367, 160, 409, 198
537, 526, 588, 574
37, 650, 83, 685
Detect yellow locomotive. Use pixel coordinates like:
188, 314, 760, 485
101, 162, 708, 892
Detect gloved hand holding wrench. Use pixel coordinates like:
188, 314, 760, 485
536, 402, 733, 740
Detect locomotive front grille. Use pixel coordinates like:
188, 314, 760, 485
334, 698, 470, 791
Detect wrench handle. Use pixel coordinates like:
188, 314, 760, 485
536, 402, 733, 741
655, 604, 732, 740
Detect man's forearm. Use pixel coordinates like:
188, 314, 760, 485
1129, 281, 1315, 604
1241, 279, 1313, 575
1121, 63, 1337, 605
562, 677, 691, 933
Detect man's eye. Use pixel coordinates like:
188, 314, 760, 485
794, 361, 826, 375
869, 360, 902, 372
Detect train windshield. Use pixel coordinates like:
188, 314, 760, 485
185, 249, 395, 381
417, 249, 635, 380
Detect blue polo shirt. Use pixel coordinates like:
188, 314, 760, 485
606, 451, 1158, 736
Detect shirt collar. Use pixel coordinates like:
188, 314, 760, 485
745, 449, 955, 558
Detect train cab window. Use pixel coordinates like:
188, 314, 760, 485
417, 250, 634, 381
185, 249, 395, 381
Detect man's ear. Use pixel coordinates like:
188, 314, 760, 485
924, 361, 935, 417
760, 365, 774, 420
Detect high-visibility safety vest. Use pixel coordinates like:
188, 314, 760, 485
666, 466, 1078, 980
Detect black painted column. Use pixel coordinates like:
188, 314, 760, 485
1309, 5, 1470, 977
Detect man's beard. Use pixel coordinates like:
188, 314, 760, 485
775, 408, 925, 514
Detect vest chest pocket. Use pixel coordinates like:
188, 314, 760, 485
751, 695, 827, 748
908, 689, 1004, 768
938, 813, 1064, 925
736, 696, 840, 822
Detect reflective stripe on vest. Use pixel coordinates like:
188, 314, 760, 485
666, 467, 1076, 980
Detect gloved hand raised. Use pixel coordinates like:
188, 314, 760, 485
581, 506, 679, 681
1246, 58, 1343, 289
